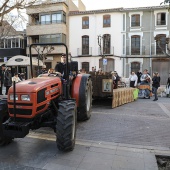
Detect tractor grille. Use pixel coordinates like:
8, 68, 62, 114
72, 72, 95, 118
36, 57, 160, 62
36, 104, 46, 112
37, 88, 47, 104
9, 108, 32, 115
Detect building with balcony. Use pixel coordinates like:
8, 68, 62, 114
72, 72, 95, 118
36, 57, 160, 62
69, 6, 170, 84
122, 6, 170, 84
26, 0, 85, 70
26, 2, 170, 83
69, 8, 123, 74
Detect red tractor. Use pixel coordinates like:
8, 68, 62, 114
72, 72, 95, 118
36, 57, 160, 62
0, 43, 92, 151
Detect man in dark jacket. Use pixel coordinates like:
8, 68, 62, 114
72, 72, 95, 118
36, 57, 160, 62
152, 72, 160, 101
0, 64, 6, 95
137, 70, 142, 84
55, 54, 67, 79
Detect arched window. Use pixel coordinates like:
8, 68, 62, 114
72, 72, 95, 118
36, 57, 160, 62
131, 35, 140, 55
82, 35, 89, 55
103, 34, 111, 54
155, 34, 166, 54
103, 15, 111, 27
82, 16, 89, 29
131, 62, 140, 74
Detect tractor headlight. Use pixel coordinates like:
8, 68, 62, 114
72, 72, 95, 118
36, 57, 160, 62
10, 94, 18, 100
21, 95, 30, 101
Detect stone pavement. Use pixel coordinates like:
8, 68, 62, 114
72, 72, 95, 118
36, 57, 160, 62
0, 132, 163, 170
1, 93, 170, 169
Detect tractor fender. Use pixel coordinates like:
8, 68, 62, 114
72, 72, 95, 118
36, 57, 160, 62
71, 74, 82, 107
71, 74, 91, 107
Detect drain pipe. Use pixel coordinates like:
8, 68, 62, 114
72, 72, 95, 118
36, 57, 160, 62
149, 8, 153, 75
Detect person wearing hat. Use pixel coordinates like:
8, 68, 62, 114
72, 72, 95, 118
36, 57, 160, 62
39, 65, 47, 75
55, 54, 67, 79
0, 64, 6, 95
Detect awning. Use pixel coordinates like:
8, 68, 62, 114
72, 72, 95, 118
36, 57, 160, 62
6, 55, 43, 66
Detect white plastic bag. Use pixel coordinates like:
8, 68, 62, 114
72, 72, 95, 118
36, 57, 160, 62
166, 86, 170, 95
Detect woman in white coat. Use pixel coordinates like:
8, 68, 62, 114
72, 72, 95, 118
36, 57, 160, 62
129, 71, 138, 88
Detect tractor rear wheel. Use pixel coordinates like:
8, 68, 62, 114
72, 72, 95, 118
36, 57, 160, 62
0, 99, 13, 146
77, 77, 92, 121
56, 100, 77, 151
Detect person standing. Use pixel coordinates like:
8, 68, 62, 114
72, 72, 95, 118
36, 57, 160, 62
129, 71, 138, 88
113, 71, 121, 89
152, 72, 160, 101
0, 64, 7, 95
166, 74, 170, 97
140, 69, 151, 85
4, 67, 12, 95
137, 70, 142, 84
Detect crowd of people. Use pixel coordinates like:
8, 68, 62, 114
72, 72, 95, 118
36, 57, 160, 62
1, 58, 170, 101
128, 69, 170, 101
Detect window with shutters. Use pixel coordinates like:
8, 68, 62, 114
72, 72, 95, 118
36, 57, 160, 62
131, 35, 140, 55
157, 13, 166, 25
131, 14, 140, 27
82, 35, 89, 55
103, 15, 111, 27
82, 16, 89, 29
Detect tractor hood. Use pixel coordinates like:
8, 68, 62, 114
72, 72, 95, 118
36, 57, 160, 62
8, 77, 62, 93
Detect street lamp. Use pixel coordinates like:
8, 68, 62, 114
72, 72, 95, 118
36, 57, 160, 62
97, 35, 110, 72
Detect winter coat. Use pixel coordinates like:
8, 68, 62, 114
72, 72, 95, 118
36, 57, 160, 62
4, 69, 12, 87
167, 77, 170, 88
152, 76, 160, 88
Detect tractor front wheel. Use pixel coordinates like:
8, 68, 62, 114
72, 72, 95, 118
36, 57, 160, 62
0, 99, 13, 146
56, 100, 77, 151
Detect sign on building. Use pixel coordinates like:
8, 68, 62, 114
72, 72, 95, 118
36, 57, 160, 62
103, 58, 107, 65
4, 57, 7, 62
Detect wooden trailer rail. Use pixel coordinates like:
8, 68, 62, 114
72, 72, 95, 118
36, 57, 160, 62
112, 88, 138, 108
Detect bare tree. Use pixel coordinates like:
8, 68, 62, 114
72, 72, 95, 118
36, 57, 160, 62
0, 0, 39, 26
160, 0, 170, 11
160, 0, 170, 5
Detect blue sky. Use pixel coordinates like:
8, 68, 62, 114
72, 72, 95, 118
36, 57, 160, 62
81, 0, 165, 10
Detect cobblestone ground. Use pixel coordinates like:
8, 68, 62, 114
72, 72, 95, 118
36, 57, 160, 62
1, 96, 169, 170
77, 97, 170, 148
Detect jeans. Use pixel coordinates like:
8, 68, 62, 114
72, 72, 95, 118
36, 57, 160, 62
152, 87, 158, 99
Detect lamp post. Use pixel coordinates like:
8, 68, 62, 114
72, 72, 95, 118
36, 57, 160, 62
97, 35, 110, 72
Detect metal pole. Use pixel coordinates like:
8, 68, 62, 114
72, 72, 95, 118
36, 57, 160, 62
29, 43, 69, 98
13, 81, 16, 121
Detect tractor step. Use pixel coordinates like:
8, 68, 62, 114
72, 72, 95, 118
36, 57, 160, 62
2, 119, 30, 138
